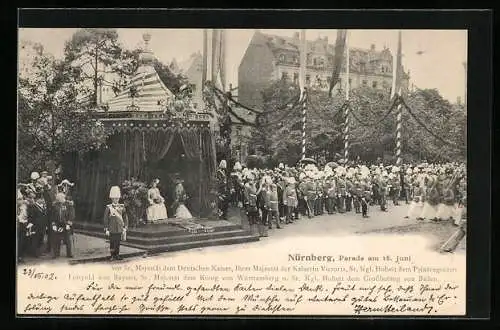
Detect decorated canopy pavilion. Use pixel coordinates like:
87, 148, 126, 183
66, 33, 218, 224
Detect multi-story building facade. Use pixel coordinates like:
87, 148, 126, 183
238, 30, 410, 109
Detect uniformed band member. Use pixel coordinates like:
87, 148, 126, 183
51, 192, 75, 259
104, 186, 129, 260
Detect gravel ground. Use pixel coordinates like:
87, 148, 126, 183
18, 202, 465, 265
358, 219, 466, 253
18, 234, 145, 265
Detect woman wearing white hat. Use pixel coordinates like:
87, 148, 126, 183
146, 179, 168, 223
104, 186, 128, 260
173, 176, 192, 219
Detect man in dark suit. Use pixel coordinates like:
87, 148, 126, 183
26, 192, 47, 257
51, 192, 75, 258
104, 186, 129, 260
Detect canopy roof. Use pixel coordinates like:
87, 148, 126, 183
107, 33, 174, 112
107, 65, 174, 112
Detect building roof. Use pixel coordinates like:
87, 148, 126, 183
254, 31, 399, 75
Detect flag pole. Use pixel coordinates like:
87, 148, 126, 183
343, 30, 350, 161
393, 30, 403, 167
299, 29, 307, 160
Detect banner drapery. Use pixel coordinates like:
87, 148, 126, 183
66, 126, 217, 223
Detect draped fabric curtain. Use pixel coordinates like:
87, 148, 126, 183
179, 128, 201, 160
143, 129, 177, 163
200, 127, 218, 217
71, 127, 218, 223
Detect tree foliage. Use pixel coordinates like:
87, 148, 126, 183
18, 51, 108, 180
64, 28, 126, 106
247, 80, 466, 165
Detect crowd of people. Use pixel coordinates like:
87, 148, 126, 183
16, 171, 76, 263
17, 159, 467, 263
217, 159, 467, 238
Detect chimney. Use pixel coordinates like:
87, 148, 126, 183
294, 32, 300, 40
324, 36, 328, 43
371, 44, 375, 51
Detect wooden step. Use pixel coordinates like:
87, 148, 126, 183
75, 228, 254, 245
124, 234, 260, 253
73, 222, 242, 238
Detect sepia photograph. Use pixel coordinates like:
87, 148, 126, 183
16, 13, 475, 316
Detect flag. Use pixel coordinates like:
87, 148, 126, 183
391, 30, 403, 99
202, 29, 227, 91
329, 29, 348, 97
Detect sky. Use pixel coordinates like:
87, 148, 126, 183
18, 28, 467, 102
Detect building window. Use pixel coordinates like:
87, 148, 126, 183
362, 80, 367, 86
293, 72, 299, 83
360, 62, 366, 73
281, 71, 289, 81
279, 54, 285, 62
372, 81, 378, 88
306, 74, 311, 85
349, 78, 352, 85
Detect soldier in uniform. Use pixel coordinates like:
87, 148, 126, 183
217, 160, 229, 220
379, 173, 389, 212
324, 176, 336, 214
51, 192, 75, 259
243, 173, 260, 236
314, 177, 323, 216
104, 186, 129, 261
303, 176, 316, 218
284, 177, 298, 224
390, 167, 401, 206
297, 173, 307, 217
361, 178, 371, 218
336, 174, 346, 213
345, 174, 354, 213
276, 173, 287, 224
352, 178, 362, 214
267, 183, 281, 229
257, 176, 270, 237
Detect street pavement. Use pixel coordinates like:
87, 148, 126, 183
17, 202, 465, 265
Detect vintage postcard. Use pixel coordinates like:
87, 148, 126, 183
17, 12, 474, 316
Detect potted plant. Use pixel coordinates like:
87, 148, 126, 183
121, 178, 149, 227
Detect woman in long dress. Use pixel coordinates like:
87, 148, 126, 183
173, 178, 192, 219
146, 179, 168, 223
406, 175, 425, 220
421, 176, 440, 221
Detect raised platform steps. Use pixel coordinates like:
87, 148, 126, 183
73, 218, 259, 254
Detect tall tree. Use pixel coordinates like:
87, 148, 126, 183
63, 28, 125, 107
248, 81, 466, 165
18, 51, 108, 180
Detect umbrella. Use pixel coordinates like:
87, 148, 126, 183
297, 158, 317, 165
326, 162, 339, 168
